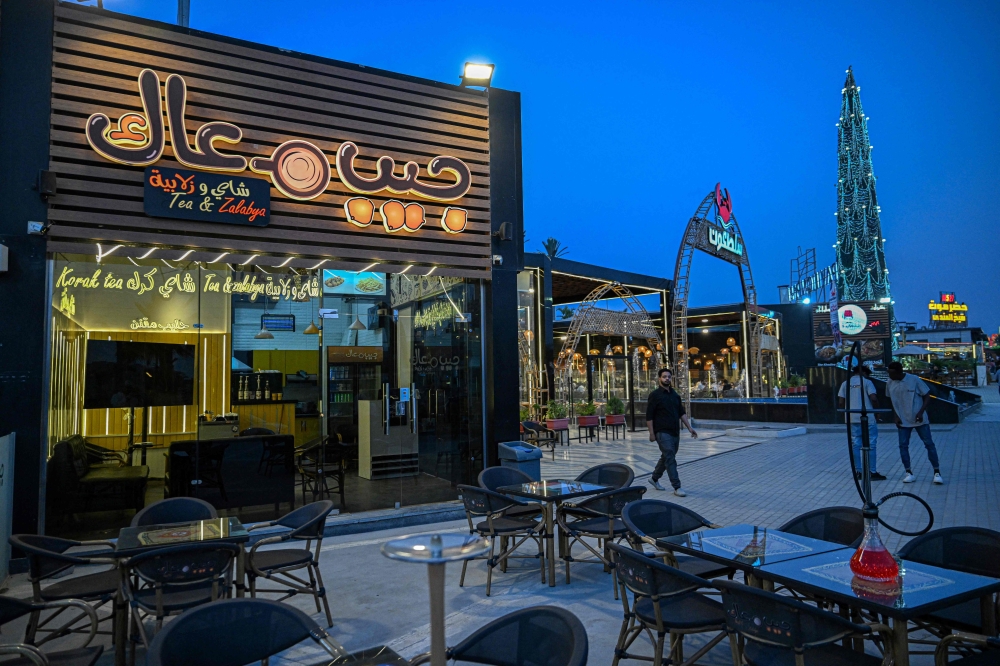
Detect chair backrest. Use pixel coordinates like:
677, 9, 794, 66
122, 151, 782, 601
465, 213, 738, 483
777, 506, 864, 547
131, 497, 219, 527
240, 427, 274, 436
521, 421, 542, 432
621, 499, 713, 546
609, 543, 705, 600
9, 534, 89, 581
146, 598, 323, 666
448, 605, 588, 666
275, 500, 335, 540
458, 485, 519, 518
575, 463, 634, 489
129, 542, 239, 587
713, 579, 869, 652
897, 527, 1000, 579
577, 486, 646, 518
478, 466, 532, 492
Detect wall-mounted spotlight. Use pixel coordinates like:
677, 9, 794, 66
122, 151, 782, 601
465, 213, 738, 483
461, 62, 495, 88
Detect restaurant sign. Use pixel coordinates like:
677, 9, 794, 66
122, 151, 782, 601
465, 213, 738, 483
145, 167, 269, 226
929, 295, 968, 325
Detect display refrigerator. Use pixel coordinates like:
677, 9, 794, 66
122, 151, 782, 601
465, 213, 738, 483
327, 363, 381, 441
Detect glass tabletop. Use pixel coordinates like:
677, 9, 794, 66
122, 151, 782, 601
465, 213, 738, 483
381, 533, 490, 564
496, 479, 609, 500
116, 517, 248, 556
758, 548, 1000, 618
656, 524, 851, 569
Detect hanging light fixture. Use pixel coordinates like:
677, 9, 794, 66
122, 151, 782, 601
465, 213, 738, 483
349, 316, 367, 331
256, 298, 274, 339
726, 337, 737, 347
303, 283, 319, 334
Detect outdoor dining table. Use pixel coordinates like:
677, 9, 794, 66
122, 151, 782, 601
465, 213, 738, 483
111, 517, 250, 666
757, 548, 1000, 666
497, 479, 610, 587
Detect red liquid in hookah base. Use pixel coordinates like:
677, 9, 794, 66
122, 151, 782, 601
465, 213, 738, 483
850, 519, 899, 583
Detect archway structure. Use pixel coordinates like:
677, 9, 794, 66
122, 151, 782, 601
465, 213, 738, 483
555, 282, 665, 400
671, 184, 762, 409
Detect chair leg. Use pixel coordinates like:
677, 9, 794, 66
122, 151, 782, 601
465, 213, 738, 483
313, 563, 333, 628
485, 538, 497, 596
460, 559, 469, 587
653, 631, 665, 666
538, 536, 546, 584
307, 564, 322, 613
565, 539, 572, 584
24, 609, 40, 644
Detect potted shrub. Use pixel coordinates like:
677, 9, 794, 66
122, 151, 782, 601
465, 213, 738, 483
576, 401, 601, 430
606, 395, 625, 415
545, 400, 570, 433
775, 378, 789, 397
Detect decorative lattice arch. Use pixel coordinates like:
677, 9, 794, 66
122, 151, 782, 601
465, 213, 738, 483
555, 282, 665, 401
671, 187, 763, 410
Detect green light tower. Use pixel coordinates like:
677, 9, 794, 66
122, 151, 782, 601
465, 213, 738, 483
835, 67, 894, 321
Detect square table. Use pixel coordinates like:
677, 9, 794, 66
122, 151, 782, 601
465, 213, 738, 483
497, 480, 610, 586
656, 524, 850, 583
111, 517, 250, 666
758, 549, 1000, 666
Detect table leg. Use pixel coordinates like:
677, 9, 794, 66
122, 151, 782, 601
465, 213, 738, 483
114, 566, 128, 666
891, 617, 909, 666
545, 503, 555, 587
235, 544, 246, 598
428, 563, 446, 666
981, 595, 997, 636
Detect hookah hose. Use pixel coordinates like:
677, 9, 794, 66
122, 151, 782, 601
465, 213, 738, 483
844, 341, 934, 537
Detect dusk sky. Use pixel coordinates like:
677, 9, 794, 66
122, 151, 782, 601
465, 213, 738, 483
103, 0, 1000, 332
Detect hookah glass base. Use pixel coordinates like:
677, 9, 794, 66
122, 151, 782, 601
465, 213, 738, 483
850, 518, 899, 583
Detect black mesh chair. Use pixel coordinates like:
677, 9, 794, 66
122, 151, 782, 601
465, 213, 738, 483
778, 506, 865, 547
521, 421, 559, 458
575, 463, 634, 489
0, 596, 103, 666
609, 543, 727, 666
296, 437, 347, 509
458, 485, 546, 595
123, 542, 239, 663
897, 527, 1000, 649
246, 500, 335, 627
620, 500, 733, 580
410, 606, 588, 666
934, 633, 1000, 666
557, 486, 646, 595
9, 534, 118, 647
146, 598, 350, 666
712, 579, 893, 666
130, 497, 218, 527
478, 466, 544, 521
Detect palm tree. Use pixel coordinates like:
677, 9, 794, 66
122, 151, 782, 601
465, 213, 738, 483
541, 237, 569, 259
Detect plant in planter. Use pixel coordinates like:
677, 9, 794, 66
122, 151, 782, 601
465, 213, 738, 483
519, 407, 531, 422
577, 401, 597, 416
606, 395, 625, 415
546, 400, 568, 419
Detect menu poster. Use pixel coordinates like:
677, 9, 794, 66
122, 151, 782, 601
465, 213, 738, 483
322, 270, 386, 296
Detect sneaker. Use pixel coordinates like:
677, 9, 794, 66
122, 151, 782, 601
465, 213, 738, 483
902, 473, 916, 483
871, 473, 887, 481
673, 488, 687, 497
648, 479, 665, 491
933, 472, 944, 485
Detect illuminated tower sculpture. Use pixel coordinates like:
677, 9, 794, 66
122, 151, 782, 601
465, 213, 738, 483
835, 67, 893, 315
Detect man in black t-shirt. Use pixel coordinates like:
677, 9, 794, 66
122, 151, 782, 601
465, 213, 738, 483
646, 367, 698, 496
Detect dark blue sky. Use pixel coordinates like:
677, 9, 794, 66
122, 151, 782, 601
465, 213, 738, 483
108, 1, 1000, 332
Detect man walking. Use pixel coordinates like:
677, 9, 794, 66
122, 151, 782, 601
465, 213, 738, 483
646, 367, 698, 496
838, 363, 885, 480
886, 361, 944, 484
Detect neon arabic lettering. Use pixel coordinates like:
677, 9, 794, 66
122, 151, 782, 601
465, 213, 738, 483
148, 169, 196, 195
86, 69, 165, 165
335, 141, 472, 202
165, 74, 247, 172
708, 226, 744, 257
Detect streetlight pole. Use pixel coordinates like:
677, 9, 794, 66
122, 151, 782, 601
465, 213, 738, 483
177, 0, 190, 27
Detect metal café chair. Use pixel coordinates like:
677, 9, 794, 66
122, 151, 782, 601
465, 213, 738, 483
575, 463, 634, 489
9, 534, 118, 647
146, 598, 360, 666
410, 606, 588, 666
897, 526, 1000, 653
130, 497, 218, 527
0, 596, 103, 666
620, 499, 734, 580
246, 500, 335, 628
609, 543, 727, 666
457, 485, 546, 596
934, 632, 1000, 666
521, 421, 559, 458
478, 466, 544, 521
296, 437, 347, 509
777, 506, 865, 547
557, 486, 646, 595
123, 542, 239, 665
712, 578, 893, 666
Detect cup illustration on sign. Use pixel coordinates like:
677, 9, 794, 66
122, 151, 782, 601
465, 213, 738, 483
250, 140, 331, 201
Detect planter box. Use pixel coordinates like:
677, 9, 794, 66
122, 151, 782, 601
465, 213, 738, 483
577, 415, 601, 427
546, 418, 569, 431
605, 414, 626, 425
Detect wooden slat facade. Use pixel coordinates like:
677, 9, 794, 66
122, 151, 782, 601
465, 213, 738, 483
46, 4, 493, 279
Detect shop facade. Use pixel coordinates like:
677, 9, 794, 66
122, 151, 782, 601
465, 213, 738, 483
0, 0, 523, 536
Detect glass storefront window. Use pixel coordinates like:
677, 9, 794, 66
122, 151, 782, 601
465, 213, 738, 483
516, 271, 541, 418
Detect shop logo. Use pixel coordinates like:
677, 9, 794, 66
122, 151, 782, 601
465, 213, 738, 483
708, 226, 743, 257
837, 305, 868, 336
85, 70, 470, 232
715, 182, 733, 226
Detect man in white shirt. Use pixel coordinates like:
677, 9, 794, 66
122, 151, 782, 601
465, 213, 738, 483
886, 362, 943, 484
838, 364, 885, 480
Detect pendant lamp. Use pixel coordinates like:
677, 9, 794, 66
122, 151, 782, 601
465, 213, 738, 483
255, 323, 274, 340
349, 316, 367, 330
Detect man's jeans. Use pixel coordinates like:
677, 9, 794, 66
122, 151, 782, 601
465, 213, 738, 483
652, 432, 681, 490
898, 424, 941, 472
851, 422, 878, 473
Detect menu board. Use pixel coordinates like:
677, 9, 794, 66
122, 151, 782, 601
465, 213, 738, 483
322, 270, 386, 296
812, 301, 891, 365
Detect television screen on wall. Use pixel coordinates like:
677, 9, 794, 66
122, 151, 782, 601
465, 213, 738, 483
83, 340, 196, 408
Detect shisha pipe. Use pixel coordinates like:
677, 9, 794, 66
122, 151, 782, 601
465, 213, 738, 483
842, 340, 934, 538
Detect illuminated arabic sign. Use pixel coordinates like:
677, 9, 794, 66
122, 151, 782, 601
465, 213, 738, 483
707, 225, 743, 257
144, 167, 269, 226
929, 296, 968, 324
86, 70, 470, 233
